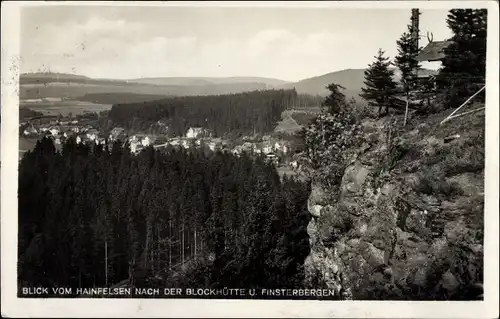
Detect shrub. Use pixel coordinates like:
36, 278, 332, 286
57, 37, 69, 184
412, 171, 463, 197
301, 109, 363, 192
442, 148, 484, 176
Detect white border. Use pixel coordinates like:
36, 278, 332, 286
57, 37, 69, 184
1, 1, 498, 318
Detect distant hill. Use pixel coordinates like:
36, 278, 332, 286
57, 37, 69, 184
19, 73, 284, 100
129, 76, 289, 87
281, 69, 366, 100
21, 72, 91, 82
281, 68, 439, 102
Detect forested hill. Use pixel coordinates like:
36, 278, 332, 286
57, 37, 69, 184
108, 89, 298, 137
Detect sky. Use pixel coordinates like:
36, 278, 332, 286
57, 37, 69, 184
20, 5, 452, 82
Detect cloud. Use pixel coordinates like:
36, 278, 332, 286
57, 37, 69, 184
21, 23, 382, 80
20, 9, 453, 81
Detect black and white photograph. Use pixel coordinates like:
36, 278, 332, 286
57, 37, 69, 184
1, 1, 499, 317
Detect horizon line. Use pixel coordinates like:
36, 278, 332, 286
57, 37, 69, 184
19, 67, 369, 83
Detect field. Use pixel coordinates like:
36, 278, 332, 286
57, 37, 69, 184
274, 107, 321, 134
20, 100, 112, 116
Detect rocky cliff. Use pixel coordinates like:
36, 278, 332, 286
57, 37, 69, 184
302, 109, 484, 300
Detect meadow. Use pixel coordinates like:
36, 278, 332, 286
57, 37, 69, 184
20, 100, 112, 116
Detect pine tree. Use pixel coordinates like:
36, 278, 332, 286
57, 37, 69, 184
437, 9, 487, 107
395, 18, 421, 123
323, 83, 347, 114
360, 49, 398, 116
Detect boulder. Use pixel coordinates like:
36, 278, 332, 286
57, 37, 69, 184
340, 163, 370, 198
309, 183, 330, 205
309, 202, 323, 218
444, 219, 468, 244
360, 241, 386, 268
380, 183, 397, 196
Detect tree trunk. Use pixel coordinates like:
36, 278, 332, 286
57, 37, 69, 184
150, 227, 155, 274
181, 223, 185, 265
144, 220, 150, 269
105, 240, 108, 286
194, 227, 197, 257
404, 95, 410, 126
155, 225, 159, 274
169, 220, 172, 270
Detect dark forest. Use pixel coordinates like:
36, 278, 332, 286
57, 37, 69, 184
18, 137, 311, 291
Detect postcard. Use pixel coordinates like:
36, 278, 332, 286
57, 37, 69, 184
1, 1, 498, 317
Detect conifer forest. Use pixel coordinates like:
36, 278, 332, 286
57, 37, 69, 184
18, 138, 311, 291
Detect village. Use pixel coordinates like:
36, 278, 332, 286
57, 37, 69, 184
20, 118, 300, 171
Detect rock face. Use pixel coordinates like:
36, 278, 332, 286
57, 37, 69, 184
303, 112, 485, 300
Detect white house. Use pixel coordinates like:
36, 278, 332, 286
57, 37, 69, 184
272, 141, 290, 155
23, 126, 38, 136
86, 129, 99, 141
130, 141, 139, 153
49, 127, 60, 136
262, 144, 273, 154
141, 136, 151, 147
186, 127, 207, 139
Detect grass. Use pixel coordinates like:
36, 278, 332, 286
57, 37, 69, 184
21, 100, 112, 117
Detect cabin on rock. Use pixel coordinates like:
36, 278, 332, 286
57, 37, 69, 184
416, 39, 452, 79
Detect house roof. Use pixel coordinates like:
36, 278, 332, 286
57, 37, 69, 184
111, 127, 125, 133
416, 40, 452, 62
